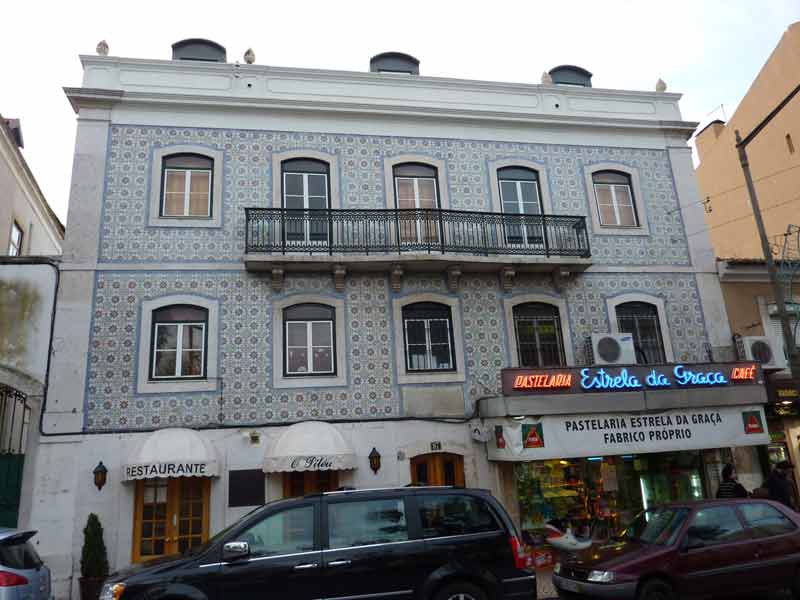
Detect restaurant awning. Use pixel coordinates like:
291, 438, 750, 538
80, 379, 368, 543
263, 421, 356, 473
123, 428, 221, 480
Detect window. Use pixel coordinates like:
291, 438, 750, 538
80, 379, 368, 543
328, 498, 408, 549
739, 503, 796, 538
282, 158, 330, 248
236, 505, 315, 558
394, 163, 440, 244
685, 506, 746, 548
616, 301, 666, 364
498, 167, 543, 246
513, 303, 565, 367
592, 171, 638, 227
0, 535, 42, 570
402, 302, 455, 371
623, 508, 689, 546
418, 495, 500, 538
228, 470, 266, 508
284, 303, 335, 376
8, 221, 23, 256
161, 154, 213, 218
150, 305, 208, 379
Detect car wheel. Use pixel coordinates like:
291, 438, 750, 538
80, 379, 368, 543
434, 581, 488, 600
638, 578, 676, 600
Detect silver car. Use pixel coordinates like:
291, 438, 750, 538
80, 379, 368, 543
0, 528, 51, 600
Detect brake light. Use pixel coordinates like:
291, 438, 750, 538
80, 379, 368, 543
0, 571, 29, 587
509, 535, 532, 569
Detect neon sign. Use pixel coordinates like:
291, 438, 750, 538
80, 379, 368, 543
731, 365, 756, 381
581, 368, 642, 390
579, 365, 735, 391
513, 373, 573, 390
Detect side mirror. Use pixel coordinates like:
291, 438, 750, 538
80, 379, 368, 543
223, 541, 250, 561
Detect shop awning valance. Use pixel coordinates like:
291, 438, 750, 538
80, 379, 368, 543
124, 428, 221, 480
263, 421, 356, 472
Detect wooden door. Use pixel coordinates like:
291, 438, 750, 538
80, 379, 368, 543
283, 471, 340, 498
410, 453, 465, 486
133, 477, 210, 563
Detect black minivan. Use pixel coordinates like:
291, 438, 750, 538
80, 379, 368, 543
100, 486, 535, 600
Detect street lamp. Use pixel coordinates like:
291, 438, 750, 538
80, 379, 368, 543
368, 448, 381, 474
93, 461, 108, 490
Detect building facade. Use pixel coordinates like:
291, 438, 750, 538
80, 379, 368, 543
26, 41, 768, 597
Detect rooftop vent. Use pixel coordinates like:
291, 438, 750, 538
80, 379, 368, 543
548, 65, 593, 88
369, 52, 420, 75
172, 39, 227, 63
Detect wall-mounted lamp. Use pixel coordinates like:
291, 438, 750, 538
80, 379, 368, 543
93, 461, 108, 490
368, 448, 381, 474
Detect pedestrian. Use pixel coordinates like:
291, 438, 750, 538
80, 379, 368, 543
766, 460, 796, 509
716, 463, 748, 499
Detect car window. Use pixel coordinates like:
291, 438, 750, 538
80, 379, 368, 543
739, 503, 797, 538
328, 498, 408, 549
0, 538, 42, 570
686, 506, 747, 549
419, 494, 500, 538
236, 505, 315, 558
623, 508, 689, 546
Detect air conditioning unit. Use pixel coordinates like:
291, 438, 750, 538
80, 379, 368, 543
589, 333, 637, 365
738, 336, 787, 370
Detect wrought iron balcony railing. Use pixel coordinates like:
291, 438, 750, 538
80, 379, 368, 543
245, 208, 590, 258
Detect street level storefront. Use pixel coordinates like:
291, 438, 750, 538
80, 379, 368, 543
764, 378, 800, 505
480, 362, 770, 569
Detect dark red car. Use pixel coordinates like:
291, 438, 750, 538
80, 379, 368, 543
553, 498, 800, 600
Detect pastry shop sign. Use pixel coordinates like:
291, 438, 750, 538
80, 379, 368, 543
502, 362, 762, 396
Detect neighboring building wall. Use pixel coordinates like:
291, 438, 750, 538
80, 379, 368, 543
721, 280, 775, 338
694, 21, 800, 259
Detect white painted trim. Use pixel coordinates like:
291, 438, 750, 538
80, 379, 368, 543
606, 293, 674, 362
488, 159, 553, 215
383, 155, 449, 210
392, 293, 465, 385
148, 145, 223, 228
503, 293, 574, 367
137, 295, 219, 393
271, 149, 340, 210
272, 294, 347, 389
583, 162, 650, 236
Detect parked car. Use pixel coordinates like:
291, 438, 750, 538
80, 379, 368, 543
553, 498, 800, 599
0, 528, 51, 600
100, 486, 535, 600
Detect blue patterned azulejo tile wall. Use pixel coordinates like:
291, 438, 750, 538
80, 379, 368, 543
101, 125, 689, 265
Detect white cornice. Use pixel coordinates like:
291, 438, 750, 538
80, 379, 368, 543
717, 260, 771, 283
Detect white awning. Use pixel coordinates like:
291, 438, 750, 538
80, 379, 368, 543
263, 421, 357, 472
124, 428, 221, 480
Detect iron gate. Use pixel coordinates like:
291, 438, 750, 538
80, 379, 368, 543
0, 384, 30, 527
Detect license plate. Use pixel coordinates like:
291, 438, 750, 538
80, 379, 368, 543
559, 578, 582, 593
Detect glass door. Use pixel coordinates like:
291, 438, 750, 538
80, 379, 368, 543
283, 171, 329, 250
395, 177, 438, 245
499, 175, 542, 248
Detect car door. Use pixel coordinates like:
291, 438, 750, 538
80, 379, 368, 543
212, 500, 322, 600
737, 502, 800, 592
672, 505, 756, 600
321, 493, 424, 600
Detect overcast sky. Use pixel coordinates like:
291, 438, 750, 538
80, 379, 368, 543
2, 0, 799, 223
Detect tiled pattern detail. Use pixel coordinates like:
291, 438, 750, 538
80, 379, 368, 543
100, 126, 689, 265
85, 271, 707, 431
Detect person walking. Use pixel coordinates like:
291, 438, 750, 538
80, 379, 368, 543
766, 460, 796, 509
716, 463, 748, 499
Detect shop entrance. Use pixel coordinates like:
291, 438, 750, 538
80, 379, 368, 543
133, 477, 210, 563
283, 471, 339, 497
410, 453, 465, 486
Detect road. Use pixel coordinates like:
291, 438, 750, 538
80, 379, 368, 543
541, 591, 793, 599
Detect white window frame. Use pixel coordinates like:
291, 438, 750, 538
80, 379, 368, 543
282, 170, 330, 247
161, 167, 212, 218
583, 163, 650, 236
593, 180, 638, 228
498, 177, 543, 248
394, 175, 439, 243
285, 319, 335, 375
151, 321, 206, 379
606, 293, 674, 362
503, 294, 575, 367
403, 316, 453, 372
383, 155, 450, 211
8, 221, 23, 256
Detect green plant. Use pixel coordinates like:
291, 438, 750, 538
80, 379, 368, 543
80, 513, 109, 579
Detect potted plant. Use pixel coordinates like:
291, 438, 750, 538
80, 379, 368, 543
79, 513, 109, 600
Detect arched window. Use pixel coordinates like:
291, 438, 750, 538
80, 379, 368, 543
498, 167, 543, 246
615, 301, 666, 364
150, 305, 208, 379
282, 159, 330, 247
513, 303, 565, 367
393, 163, 440, 244
592, 170, 638, 227
161, 154, 214, 218
402, 302, 455, 371
284, 303, 335, 376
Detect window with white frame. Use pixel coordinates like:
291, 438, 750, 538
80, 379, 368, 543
592, 170, 638, 227
161, 154, 213, 218
498, 167, 543, 246
284, 303, 335, 376
282, 158, 330, 248
393, 163, 440, 244
768, 316, 800, 362
513, 303, 565, 367
402, 302, 455, 371
8, 221, 23, 256
616, 301, 666, 364
150, 305, 208, 379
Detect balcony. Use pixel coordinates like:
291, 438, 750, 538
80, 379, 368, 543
244, 208, 591, 289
